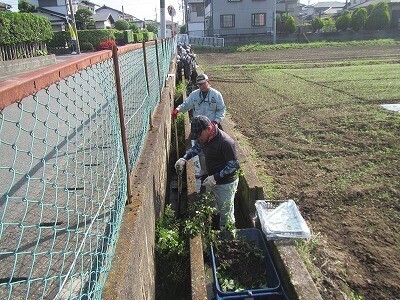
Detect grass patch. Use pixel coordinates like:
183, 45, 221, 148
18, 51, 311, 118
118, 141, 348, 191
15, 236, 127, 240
193, 39, 400, 53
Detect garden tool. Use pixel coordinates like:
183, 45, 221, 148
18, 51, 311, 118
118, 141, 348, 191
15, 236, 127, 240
174, 117, 183, 218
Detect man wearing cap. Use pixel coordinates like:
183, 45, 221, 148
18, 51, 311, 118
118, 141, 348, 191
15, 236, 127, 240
172, 74, 226, 187
174, 115, 239, 230
172, 73, 226, 125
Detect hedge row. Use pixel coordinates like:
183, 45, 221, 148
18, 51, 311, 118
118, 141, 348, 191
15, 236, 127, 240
0, 11, 53, 45
49, 28, 157, 51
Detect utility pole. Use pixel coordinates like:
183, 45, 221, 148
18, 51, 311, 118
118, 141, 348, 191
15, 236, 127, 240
273, 0, 277, 45
160, 0, 166, 38
66, 0, 81, 54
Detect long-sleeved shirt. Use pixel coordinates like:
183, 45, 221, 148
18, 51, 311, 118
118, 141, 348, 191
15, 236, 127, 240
177, 87, 226, 123
183, 125, 239, 184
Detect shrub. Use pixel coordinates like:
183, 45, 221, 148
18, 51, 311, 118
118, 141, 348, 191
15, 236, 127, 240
312, 18, 324, 32
336, 11, 351, 31
351, 7, 367, 31
77, 29, 116, 48
365, 1, 390, 30
130, 23, 139, 32
0, 11, 53, 45
48, 31, 68, 48
114, 19, 130, 30
285, 15, 297, 33
323, 17, 336, 32
80, 41, 94, 52
97, 39, 116, 50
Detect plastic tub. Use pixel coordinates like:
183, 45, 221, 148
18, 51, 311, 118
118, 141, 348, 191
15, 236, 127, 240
210, 228, 288, 300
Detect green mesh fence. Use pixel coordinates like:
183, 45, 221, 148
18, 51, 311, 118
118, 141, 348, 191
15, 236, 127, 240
0, 38, 176, 299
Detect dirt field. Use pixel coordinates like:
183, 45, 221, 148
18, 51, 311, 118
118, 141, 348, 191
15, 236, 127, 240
195, 45, 400, 300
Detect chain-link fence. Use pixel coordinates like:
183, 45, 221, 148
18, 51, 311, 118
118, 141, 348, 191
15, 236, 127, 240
0, 38, 176, 299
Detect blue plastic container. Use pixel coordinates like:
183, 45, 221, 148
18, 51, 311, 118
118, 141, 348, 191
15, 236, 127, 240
210, 228, 288, 300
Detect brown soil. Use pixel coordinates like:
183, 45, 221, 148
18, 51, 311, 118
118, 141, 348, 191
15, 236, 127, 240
196, 45, 400, 300
214, 238, 267, 291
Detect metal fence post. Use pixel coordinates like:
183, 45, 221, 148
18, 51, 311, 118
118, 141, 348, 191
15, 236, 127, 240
154, 39, 162, 97
112, 46, 133, 204
142, 41, 150, 94
142, 41, 153, 129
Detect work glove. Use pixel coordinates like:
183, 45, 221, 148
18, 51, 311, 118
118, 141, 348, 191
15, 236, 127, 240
202, 175, 216, 188
175, 158, 186, 173
172, 109, 179, 118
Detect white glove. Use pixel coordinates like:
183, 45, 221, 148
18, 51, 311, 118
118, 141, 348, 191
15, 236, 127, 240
202, 175, 216, 188
174, 158, 186, 173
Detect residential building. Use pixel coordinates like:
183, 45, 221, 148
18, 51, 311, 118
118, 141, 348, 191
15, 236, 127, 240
34, 7, 67, 31
204, 0, 275, 36
186, 0, 205, 36
90, 12, 114, 29
277, 0, 303, 24
0, 2, 12, 11
311, 1, 345, 18
95, 5, 135, 22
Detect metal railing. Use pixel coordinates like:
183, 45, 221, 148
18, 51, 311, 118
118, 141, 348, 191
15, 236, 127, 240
0, 37, 176, 299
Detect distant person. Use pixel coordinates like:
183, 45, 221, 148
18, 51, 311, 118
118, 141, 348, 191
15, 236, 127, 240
172, 74, 226, 188
68, 22, 77, 55
174, 115, 239, 230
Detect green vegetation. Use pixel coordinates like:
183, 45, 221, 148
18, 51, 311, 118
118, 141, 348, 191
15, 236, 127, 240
75, 8, 94, 30
114, 19, 130, 30
194, 39, 400, 53
0, 11, 53, 45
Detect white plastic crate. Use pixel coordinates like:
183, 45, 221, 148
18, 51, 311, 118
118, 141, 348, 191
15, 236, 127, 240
255, 200, 311, 240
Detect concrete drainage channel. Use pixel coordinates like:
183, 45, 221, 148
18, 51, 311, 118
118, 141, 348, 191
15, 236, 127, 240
175, 115, 324, 300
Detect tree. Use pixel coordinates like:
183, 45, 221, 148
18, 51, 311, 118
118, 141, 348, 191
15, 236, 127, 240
114, 19, 130, 30
335, 11, 351, 31
179, 24, 186, 34
130, 23, 139, 32
365, 1, 390, 30
323, 17, 336, 32
18, 0, 35, 12
146, 23, 158, 35
285, 16, 297, 33
312, 17, 324, 32
351, 7, 367, 31
75, 8, 93, 30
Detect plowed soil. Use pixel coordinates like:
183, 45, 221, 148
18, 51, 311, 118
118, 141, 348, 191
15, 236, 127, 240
195, 45, 400, 300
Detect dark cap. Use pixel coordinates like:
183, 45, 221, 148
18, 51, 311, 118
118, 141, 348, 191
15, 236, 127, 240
190, 115, 212, 140
196, 74, 209, 84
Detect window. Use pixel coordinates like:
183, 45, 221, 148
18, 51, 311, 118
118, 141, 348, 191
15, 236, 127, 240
220, 14, 235, 28
251, 13, 266, 26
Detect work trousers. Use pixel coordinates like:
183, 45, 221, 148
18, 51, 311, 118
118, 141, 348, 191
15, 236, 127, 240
206, 178, 239, 228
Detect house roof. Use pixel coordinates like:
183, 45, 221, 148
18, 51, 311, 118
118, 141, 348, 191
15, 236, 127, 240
313, 1, 346, 8
92, 12, 114, 23
96, 5, 134, 18
349, 0, 400, 9
0, 2, 11, 10
35, 7, 67, 18
323, 6, 343, 14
